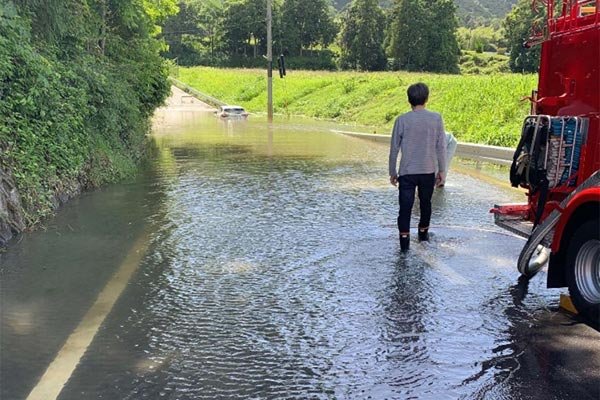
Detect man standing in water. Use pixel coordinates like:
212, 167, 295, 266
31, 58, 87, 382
389, 83, 447, 252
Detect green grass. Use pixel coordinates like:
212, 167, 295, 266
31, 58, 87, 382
178, 67, 538, 147
459, 51, 510, 75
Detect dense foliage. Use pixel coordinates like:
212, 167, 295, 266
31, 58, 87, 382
178, 67, 537, 147
281, 0, 337, 56
459, 51, 510, 74
387, 0, 460, 73
162, 0, 462, 73
338, 0, 386, 71
163, 0, 541, 74
222, 0, 272, 56
457, 24, 507, 53
159, 0, 548, 75
162, 0, 224, 65
504, 0, 542, 73
0, 0, 174, 224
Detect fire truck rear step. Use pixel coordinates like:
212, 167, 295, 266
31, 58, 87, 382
494, 212, 532, 239
493, 211, 554, 246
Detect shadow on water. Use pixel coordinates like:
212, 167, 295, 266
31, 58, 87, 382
382, 253, 434, 395
460, 276, 531, 386
461, 275, 600, 400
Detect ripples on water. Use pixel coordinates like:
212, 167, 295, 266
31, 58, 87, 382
79, 115, 552, 400
3, 112, 564, 399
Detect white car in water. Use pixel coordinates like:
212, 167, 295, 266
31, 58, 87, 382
216, 105, 249, 119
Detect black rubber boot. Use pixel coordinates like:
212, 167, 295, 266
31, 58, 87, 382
418, 228, 429, 242
400, 234, 410, 252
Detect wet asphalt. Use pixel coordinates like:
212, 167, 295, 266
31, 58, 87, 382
1, 95, 598, 400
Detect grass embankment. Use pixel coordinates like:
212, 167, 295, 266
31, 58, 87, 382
178, 67, 537, 147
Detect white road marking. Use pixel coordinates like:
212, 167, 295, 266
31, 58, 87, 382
419, 249, 471, 285
26, 232, 149, 400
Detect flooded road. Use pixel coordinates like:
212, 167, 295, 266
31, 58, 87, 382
1, 95, 599, 399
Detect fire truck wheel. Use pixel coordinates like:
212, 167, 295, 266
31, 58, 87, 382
566, 220, 600, 323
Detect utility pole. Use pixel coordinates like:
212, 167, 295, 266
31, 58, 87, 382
267, 0, 273, 123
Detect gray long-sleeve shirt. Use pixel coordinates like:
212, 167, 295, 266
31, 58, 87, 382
388, 109, 447, 177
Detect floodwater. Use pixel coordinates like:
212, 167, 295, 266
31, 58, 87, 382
1, 102, 598, 400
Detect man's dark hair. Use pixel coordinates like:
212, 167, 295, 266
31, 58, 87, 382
407, 83, 429, 107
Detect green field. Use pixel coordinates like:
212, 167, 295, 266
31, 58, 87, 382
178, 67, 538, 147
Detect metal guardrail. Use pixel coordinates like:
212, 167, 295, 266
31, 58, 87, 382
456, 142, 513, 166
169, 77, 227, 108
331, 130, 514, 166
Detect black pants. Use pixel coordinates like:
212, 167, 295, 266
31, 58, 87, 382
397, 173, 435, 234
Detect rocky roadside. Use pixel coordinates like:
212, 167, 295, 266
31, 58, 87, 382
0, 168, 25, 246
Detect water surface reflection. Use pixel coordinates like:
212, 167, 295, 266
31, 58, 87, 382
2, 109, 596, 400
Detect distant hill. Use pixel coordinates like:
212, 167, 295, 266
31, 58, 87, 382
456, 0, 517, 21
332, 0, 518, 23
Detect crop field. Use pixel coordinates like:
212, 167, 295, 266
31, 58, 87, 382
177, 67, 538, 147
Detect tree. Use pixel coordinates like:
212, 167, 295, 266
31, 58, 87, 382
339, 0, 387, 70
386, 0, 459, 73
221, 0, 270, 56
281, 0, 337, 56
504, 0, 541, 73
195, 0, 225, 59
162, 1, 203, 64
386, 0, 428, 71
12, 0, 96, 53
162, 0, 226, 64
427, 0, 460, 73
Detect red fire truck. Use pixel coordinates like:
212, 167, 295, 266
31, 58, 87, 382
491, 0, 600, 321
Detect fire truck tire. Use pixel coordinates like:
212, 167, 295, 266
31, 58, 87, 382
566, 220, 600, 323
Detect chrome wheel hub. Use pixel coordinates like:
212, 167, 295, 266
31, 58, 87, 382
575, 239, 600, 304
